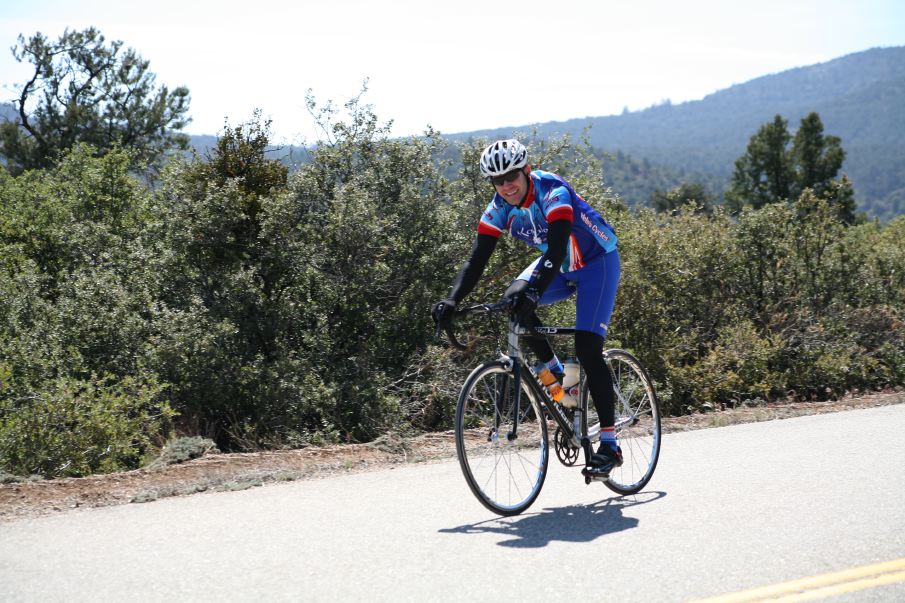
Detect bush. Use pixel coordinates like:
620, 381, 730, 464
780, 305, 905, 398
0, 374, 174, 478
608, 194, 905, 412
148, 436, 219, 469
666, 320, 783, 412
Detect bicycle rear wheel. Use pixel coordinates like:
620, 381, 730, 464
603, 349, 661, 494
455, 361, 549, 516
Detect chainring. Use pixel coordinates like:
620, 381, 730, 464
554, 425, 580, 466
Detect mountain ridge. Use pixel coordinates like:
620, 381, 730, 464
2, 46, 902, 217
450, 46, 905, 218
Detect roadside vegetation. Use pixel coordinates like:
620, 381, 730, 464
1, 28, 903, 479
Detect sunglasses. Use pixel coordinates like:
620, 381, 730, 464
490, 169, 523, 187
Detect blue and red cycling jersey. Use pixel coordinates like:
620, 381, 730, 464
477, 169, 618, 272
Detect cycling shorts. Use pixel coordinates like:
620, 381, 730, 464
515, 248, 621, 338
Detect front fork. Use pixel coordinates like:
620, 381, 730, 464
504, 319, 522, 442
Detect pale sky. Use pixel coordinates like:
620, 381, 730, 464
2, 1, 904, 145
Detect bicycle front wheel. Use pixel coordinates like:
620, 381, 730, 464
455, 361, 549, 516
604, 349, 661, 495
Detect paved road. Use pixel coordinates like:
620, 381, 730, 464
2, 405, 904, 602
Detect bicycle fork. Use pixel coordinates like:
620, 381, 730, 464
501, 319, 523, 443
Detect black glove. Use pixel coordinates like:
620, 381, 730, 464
431, 299, 456, 326
508, 287, 540, 322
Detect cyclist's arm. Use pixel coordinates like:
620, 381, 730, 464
448, 233, 498, 303
529, 218, 570, 295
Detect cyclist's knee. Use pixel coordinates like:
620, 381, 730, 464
575, 329, 604, 353
575, 330, 606, 371
503, 278, 530, 299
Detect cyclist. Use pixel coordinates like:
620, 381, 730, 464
432, 139, 622, 475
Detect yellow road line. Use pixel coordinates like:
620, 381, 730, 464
770, 570, 905, 602
690, 557, 905, 602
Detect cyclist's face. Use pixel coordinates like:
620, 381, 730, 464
494, 166, 529, 205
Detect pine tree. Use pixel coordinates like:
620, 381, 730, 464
792, 112, 845, 199
651, 182, 714, 214
0, 27, 191, 174
726, 112, 855, 221
726, 115, 793, 211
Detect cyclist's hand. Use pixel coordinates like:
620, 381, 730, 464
508, 287, 540, 322
431, 299, 456, 326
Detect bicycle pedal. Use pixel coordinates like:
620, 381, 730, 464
581, 466, 610, 482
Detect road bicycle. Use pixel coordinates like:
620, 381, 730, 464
440, 300, 661, 516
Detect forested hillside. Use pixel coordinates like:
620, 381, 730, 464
458, 46, 905, 218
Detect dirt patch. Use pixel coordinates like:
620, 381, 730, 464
2, 391, 901, 522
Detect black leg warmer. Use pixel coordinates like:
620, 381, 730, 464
575, 330, 615, 428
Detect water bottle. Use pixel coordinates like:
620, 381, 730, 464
536, 367, 577, 408
562, 359, 581, 401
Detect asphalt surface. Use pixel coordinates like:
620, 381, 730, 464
1, 405, 904, 602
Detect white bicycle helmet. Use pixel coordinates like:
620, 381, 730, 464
479, 139, 528, 177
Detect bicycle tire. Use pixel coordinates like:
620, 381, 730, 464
581, 349, 661, 495
455, 360, 549, 516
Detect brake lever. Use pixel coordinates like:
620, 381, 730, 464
443, 322, 467, 350
435, 301, 510, 350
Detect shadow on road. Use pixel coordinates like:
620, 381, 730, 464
439, 491, 666, 548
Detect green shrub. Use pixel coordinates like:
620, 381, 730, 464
781, 305, 905, 398
0, 374, 174, 478
666, 320, 783, 412
148, 436, 219, 469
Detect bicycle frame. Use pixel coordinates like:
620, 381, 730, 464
445, 301, 640, 456
502, 316, 592, 459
